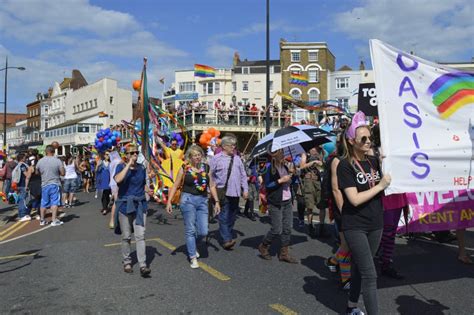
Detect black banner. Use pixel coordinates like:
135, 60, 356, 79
357, 83, 378, 116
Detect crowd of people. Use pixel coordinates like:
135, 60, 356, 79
1, 109, 471, 315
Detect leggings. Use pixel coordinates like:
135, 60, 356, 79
101, 189, 111, 210
344, 229, 383, 315
380, 208, 403, 268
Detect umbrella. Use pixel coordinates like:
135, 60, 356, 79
249, 125, 334, 159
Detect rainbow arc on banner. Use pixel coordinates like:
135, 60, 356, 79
289, 73, 308, 86
428, 72, 474, 119
194, 64, 216, 77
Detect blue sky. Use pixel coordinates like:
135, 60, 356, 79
1, 0, 473, 112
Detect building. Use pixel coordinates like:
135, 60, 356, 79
280, 40, 335, 106
0, 113, 28, 150
6, 119, 27, 152
174, 68, 233, 110
231, 52, 281, 108
43, 76, 132, 154
25, 97, 41, 144
328, 62, 374, 114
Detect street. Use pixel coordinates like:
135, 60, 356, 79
0, 192, 473, 314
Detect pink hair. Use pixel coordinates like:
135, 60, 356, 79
346, 111, 368, 140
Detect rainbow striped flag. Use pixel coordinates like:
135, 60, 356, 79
290, 73, 308, 86
194, 64, 216, 77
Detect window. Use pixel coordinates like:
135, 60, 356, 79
110, 96, 114, 105
81, 103, 84, 111
338, 98, 349, 108
90, 100, 93, 108
242, 98, 249, 105
309, 89, 320, 102
269, 81, 274, 92
291, 51, 301, 62
290, 89, 302, 100
308, 50, 319, 61
232, 82, 237, 92
179, 82, 196, 93
94, 99, 98, 107
308, 68, 319, 83
45, 120, 48, 129
215, 82, 220, 94
110, 115, 114, 119
242, 81, 249, 92
270, 66, 274, 74
77, 125, 90, 133
242, 67, 250, 74
202, 82, 220, 95
290, 67, 301, 75
336, 77, 350, 89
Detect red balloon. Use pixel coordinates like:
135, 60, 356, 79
116, 137, 121, 142
99, 137, 104, 142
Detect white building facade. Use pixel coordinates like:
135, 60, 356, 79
174, 69, 233, 110
328, 69, 374, 114
43, 78, 132, 152
232, 59, 282, 108
6, 119, 27, 151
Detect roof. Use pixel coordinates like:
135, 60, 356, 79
338, 65, 353, 71
235, 59, 280, 67
46, 114, 98, 130
59, 78, 72, 90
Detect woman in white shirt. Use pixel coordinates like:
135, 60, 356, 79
63, 153, 80, 208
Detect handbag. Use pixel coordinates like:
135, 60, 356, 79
216, 156, 234, 204
171, 165, 185, 205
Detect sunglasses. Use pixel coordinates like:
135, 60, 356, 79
127, 151, 139, 155
357, 136, 373, 144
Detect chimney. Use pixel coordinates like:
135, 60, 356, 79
71, 69, 88, 90
359, 60, 365, 70
233, 52, 241, 67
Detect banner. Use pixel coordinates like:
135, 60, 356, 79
370, 39, 474, 194
397, 189, 474, 233
357, 83, 378, 116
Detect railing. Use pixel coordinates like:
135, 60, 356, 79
168, 109, 314, 129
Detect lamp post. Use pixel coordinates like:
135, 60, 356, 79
1, 56, 26, 151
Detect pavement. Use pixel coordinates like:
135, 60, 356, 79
0, 192, 473, 314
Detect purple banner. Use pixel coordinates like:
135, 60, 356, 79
397, 189, 474, 233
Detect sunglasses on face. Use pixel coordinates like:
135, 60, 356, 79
127, 151, 139, 155
357, 136, 373, 144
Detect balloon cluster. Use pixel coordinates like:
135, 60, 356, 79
199, 127, 221, 148
167, 132, 185, 148
95, 128, 121, 152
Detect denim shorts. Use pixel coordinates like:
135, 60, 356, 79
63, 178, 77, 193
41, 184, 61, 209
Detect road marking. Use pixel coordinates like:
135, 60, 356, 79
105, 237, 232, 281
0, 252, 38, 260
150, 237, 177, 251
0, 225, 51, 245
199, 262, 231, 281
0, 222, 29, 241
0, 221, 22, 237
269, 304, 298, 315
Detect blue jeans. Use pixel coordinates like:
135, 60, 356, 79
3, 178, 11, 196
180, 192, 209, 258
218, 196, 240, 243
17, 187, 29, 218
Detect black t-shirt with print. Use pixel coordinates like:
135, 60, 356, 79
337, 156, 383, 231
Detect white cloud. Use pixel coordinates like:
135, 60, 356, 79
334, 0, 474, 62
206, 44, 235, 67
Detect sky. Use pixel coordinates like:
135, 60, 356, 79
1, 0, 473, 112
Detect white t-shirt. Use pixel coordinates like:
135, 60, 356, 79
64, 163, 78, 179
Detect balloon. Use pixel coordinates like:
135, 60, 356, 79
208, 127, 216, 137
214, 130, 220, 137
111, 136, 116, 141
99, 137, 104, 142
116, 137, 121, 142
203, 133, 212, 141
132, 80, 141, 91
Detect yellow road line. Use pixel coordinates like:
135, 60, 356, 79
199, 262, 231, 281
105, 237, 231, 281
269, 304, 298, 315
0, 222, 29, 241
150, 237, 177, 251
0, 253, 37, 260
0, 221, 22, 237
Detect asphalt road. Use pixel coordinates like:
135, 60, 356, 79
0, 192, 473, 314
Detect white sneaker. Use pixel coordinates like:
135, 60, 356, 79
196, 251, 200, 259
190, 257, 199, 269
19, 215, 31, 222
35, 215, 41, 220
50, 219, 64, 226
39, 219, 48, 226
346, 307, 365, 315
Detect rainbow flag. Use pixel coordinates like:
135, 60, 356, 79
290, 73, 308, 86
194, 64, 215, 77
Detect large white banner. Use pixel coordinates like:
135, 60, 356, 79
370, 39, 473, 195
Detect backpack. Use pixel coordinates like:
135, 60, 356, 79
12, 162, 27, 185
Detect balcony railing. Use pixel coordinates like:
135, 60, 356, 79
168, 109, 315, 130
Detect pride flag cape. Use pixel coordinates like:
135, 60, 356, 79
194, 64, 215, 77
138, 58, 150, 160
290, 73, 308, 86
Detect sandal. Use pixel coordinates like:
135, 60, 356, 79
123, 264, 133, 273
458, 256, 473, 265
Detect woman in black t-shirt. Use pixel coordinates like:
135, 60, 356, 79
337, 112, 391, 315
166, 145, 220, 269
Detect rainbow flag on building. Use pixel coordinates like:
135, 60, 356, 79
194, 64, 216, 77
290, 73, 308, 86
